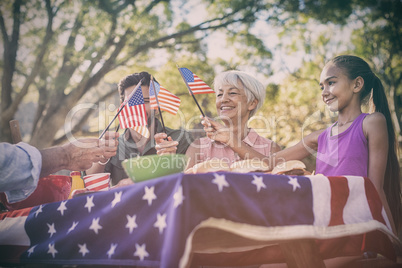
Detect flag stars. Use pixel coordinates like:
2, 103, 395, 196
27, 245, 36, 257
48, 243, 58, 258
34, 205, 43, 217
173, 185, 185, 208
143, 186, 157, 206
134, 243, 149, 261
67, 221, 79, 234
126, 214, 138, 234
212, 173, 229, 192
107, 243, 118, 259
288, 176, 301, 192
252, 175, 266, 192
154, 213, 167, 234
78, 243, 90, 257
47, 223, 56, 238
85, 196, 95, 213
57, 201, 68, 216
111, 191, 122, 208
89, 217, 102, 234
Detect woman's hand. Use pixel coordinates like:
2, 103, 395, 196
201, 117, 232, 146
154, 133, 179, 155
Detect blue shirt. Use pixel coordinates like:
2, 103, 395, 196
0, 142, 42, 203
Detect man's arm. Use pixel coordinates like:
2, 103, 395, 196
0, 142, 42, 203
85, 132, 120, 175
41, 135, 118, 178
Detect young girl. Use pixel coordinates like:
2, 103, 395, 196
320, 55, 401, 234
274, 55, 401, 235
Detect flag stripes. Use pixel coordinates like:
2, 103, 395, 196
0, 174, 396, 267
118, 104, 147, 129
150, 85, 181, 115
133, 126, 150, 138
179, 68, 215, 95
117, 86, 148, 135
149, 81, 181, 115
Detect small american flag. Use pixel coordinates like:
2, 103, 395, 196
133, 126, 150, 138
118, 87, 149, 137
149, 81, 181, 115
179, 68, 215, 95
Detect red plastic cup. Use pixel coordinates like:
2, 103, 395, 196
83, 173, 110, 191
0, 175, 72, 211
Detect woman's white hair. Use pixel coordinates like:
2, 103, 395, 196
213, 70, 265, 118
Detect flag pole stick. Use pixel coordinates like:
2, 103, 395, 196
98, 79, 143, 139
151, 76, 167, 134
177, 65, 206, 117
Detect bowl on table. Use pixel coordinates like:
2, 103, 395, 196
122, 154, 188, 182
0, 175, 71, 211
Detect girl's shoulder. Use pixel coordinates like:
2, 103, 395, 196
363, 112, 386, 126
362, 112, 387, 137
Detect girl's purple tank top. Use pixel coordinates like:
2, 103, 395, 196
316, 113, 368, 176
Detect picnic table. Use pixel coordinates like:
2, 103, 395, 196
0, 172, 400, 267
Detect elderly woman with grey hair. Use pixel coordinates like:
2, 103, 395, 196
156, 70, 281, 169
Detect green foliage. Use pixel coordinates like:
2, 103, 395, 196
265, 83, 279, 104
0, 0, 268, 145
206, 0, 265, 15
348, 2, 402, 137
1, 0, 401, 150
253, 61, 326, 146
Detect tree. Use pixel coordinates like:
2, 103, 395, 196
350, 3, 402, 140
2, 0, 400, 149
252, 0, 402, 169
273, 0, 402, 141
0, 0, 270, 147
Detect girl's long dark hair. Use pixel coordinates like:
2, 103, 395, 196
331, 55, 401, 231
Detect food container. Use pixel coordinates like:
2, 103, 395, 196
122, 154, 188, 182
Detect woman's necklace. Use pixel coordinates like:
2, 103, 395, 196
336, 119, 356, 127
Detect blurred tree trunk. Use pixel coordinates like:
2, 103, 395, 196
1, 0, 56, 144
1, 0, 401, 148
0, 0, 269, 147
0, 0, 22, 142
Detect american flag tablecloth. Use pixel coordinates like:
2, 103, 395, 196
0, 173, 400, 267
